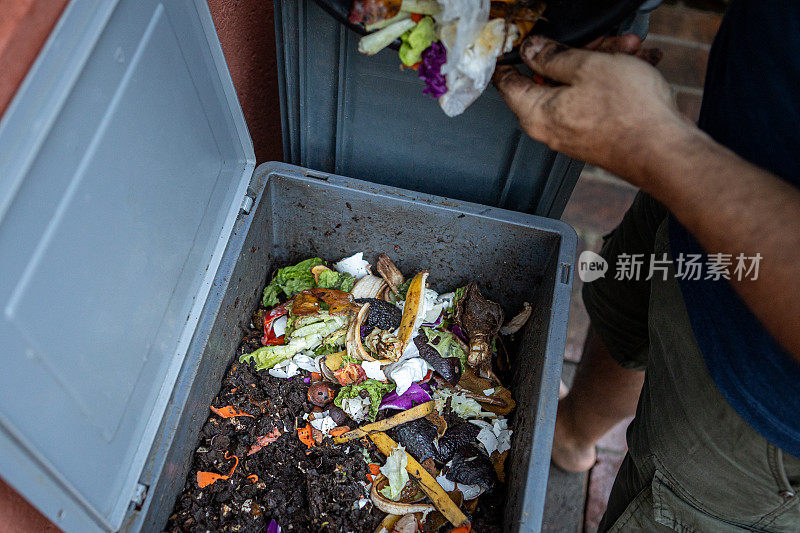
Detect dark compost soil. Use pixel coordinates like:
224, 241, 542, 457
167, 313, 508, 533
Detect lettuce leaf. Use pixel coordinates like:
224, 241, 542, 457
422, 326, 467, 371
388, 278, 414, 305
379, 445, 409, 501
314, 344, 342, 356
317, 269, 356, 292
334, 379, 396, 421
262, 258, 324, 307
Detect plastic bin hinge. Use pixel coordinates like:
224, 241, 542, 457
131, 483, 148, 510
559, 263, 571, 284
304, 170, 329, 181
240, 195, 255, 214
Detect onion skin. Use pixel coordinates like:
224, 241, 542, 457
346, 303, 375, 361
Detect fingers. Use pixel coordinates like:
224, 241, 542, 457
492, 65, 550, 120
519, 35, 595, 84
597, 34, 642, 54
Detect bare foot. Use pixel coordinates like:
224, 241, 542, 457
550, 401, 597, 472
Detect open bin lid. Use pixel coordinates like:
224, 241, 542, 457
0, 0, 254, 530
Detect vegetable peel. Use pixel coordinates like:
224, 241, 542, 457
210, 405, 254, 419
398, 271, 429, 349
197, 452, 238, 489
297, 423, 316, 449
333, 401, 434, 443
369, 432, 469, 527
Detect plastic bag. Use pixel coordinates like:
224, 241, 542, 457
437, 1, 519, 116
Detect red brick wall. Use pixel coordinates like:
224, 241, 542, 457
207, 0, 283, 163
0, 0, 70, 117
648, 4, 723, 122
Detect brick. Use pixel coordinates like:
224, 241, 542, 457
0, 0, 70, 116
0, 477, 59, 532
675, 89, 704, 123
562, 171, 638, 239
584, 451, 626, 532
649, 4, 723, 45
648, 36, 710, 89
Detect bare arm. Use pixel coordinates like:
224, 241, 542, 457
494, 36, 800, 360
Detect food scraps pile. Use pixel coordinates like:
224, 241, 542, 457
350, 0, 546, 116
168, 253, 533, 532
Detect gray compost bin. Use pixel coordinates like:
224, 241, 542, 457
0, 1, 575, 531
274, 0, 584, 218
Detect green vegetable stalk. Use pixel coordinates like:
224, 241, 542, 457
399, 16, 437, 67
334, 379, 396, 421
240, 316, 346, 370
451, 285, 467, 310
358, 18, 417, 56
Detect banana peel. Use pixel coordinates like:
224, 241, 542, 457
347, 303, 374, 361
397, 271, 428, 349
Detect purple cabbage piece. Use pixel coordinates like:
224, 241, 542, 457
451, 324, 468, 343
419, 42, 447, 98
421, 312, 443, 328
379, 382, 432, 411
267, 520, 281, 533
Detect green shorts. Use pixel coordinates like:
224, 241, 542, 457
582, 193, 800, 532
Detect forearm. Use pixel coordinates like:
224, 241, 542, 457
634, 123, 800, 360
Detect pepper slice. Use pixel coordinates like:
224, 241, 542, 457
262, 301, 291, 346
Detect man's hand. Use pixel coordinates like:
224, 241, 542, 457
494, 35, 685, 184
495, 35, 800, 361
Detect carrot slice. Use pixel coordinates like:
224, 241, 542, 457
328, 426, 351, 438
366, 463, 381, 482
297, 423, 316, 449
247, 474, 259, 483
196, 452, 239, 488
210, 405, 254, 419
